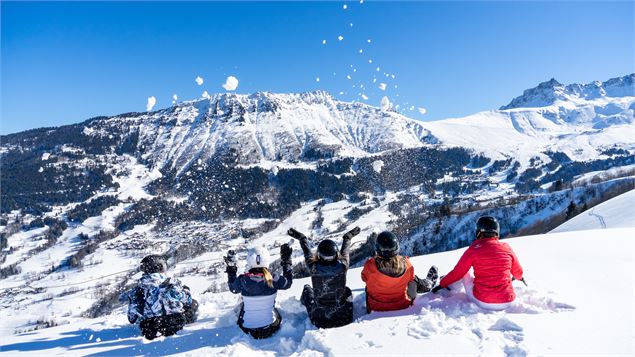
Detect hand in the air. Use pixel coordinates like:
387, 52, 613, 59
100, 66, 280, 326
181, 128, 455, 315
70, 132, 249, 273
343, 226, 361, 240
287, 228, 307, 240
224, 250, 237, 267
280, 243, 293, 262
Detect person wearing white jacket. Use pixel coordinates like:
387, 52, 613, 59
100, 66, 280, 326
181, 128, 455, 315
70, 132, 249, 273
225, 244, 293, 339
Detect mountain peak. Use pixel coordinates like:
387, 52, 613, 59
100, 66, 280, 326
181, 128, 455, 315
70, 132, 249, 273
500, 74, 634, 110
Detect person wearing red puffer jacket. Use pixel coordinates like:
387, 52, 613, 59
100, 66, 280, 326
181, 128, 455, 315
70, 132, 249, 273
434, 216, 524, 311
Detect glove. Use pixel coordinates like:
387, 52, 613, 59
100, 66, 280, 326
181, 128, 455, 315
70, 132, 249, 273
343, 226, 361, 241
287, 228, 307, 241
431, 285, 449, 294
280, 243, 292, 263
225, 265, 238, 275
224, 250, 237, 267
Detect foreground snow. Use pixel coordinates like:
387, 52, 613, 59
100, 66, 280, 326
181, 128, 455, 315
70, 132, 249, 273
551, 188, 635, 232
1, 224, 633, 356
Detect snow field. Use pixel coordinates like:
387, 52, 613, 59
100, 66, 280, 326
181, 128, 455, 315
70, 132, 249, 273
1, 225, 632, 356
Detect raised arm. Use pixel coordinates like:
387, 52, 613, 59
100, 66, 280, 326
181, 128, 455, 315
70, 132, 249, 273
287, 228, 313, 263
339, 226, 360, 268
224, 250, 241, 294
274, 243, 293, 290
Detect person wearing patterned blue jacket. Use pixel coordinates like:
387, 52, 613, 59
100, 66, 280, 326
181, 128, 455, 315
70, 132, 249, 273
119, 255, 198, 340
225, 244, 293, 339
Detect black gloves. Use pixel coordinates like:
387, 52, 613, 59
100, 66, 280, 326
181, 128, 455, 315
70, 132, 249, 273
431, 285, 449, 294
287, 228, 307, 241
280, 243, 292, 264
224, 250, 237, 274
343, 226, 361, 241
512, 277, 528, 286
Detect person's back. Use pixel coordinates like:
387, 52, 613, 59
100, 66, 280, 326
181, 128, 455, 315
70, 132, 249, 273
362, 231, 438, 312
288, 227, 359, 328
363, 255, 415, 311
436, 216, 523, 310
226, 244, 293, 339
120, 255, 198, 339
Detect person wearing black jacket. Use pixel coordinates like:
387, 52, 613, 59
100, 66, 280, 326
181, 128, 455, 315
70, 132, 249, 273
287, 226, 360, 329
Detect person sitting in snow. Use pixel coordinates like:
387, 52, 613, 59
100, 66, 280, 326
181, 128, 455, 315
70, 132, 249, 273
287, 226, 360, 329
362, 231, 438, 312
432, 216, 524, 311
225, 244, 293, 339
119, 255, 199, 340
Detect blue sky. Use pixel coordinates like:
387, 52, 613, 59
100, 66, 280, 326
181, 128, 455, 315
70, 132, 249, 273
1, 1, 633, 134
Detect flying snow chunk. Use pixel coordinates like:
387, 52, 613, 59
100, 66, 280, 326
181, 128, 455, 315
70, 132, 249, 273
343, 4, 348, 9
38, 167, 44, 173
338, 35, 344, 41
379, 83, 387, 91
347, 75, 352, 80
172, 94, 178, 101
350, 23, 354, 27
146, 96, 156, 111
222, 76, 239, 91
202, 91, 211, 99
410, 105, 415, 111
367, 39, 372, 43
359, 49, 363, 54
418, 107, 427, 115
339, 91, 345, 95
316, 77, 320, 82
361, 94, 369, 100
41, 153, 51, 161
368, 59, 373, 64
195, 76, 204, 85
372, 160, 384, 173
322, 39, 327, 45
380, 96, 391, 111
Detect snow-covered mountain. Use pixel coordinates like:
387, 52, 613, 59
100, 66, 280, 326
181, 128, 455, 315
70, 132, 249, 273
1, 190, 633, 356
1, 74, 634, 344
80, 91, 436, 175
422, 74, 635, 166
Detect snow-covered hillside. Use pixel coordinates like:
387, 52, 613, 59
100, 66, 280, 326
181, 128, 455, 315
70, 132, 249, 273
421, 74, 635, 167
1, 191, 633, 356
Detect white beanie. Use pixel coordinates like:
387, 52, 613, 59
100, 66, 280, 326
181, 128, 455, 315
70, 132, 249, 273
247, 246, 270, 269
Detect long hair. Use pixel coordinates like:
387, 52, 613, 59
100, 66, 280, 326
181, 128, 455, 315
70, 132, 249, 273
375, 255, 406, 278
262, 267, 274, 288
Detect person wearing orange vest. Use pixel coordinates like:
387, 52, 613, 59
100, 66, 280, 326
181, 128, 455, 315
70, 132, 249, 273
362, 231, 438, 312
433, 216, 524, 311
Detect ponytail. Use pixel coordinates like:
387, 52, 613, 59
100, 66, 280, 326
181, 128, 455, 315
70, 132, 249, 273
262, 267, 274, 288
375, 255, 406, 277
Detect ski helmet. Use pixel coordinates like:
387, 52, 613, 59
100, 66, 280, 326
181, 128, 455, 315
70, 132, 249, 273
375, 231, 399, 258
476, 216, 499, 238
247, 246, 270, 269
140, 255, 167, 274
317, 239, 338, 262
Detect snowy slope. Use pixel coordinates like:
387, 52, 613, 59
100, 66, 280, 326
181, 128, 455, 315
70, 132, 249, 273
1, 194, 633, 356
551, 189, 635, 232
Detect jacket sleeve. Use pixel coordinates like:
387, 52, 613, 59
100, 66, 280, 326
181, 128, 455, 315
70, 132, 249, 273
507, 244, 524, 280
227, 268, 242, 294
439, 248, 473, 288
298, 237, 314, 265
361, 260, 371, 282
274, 262, 293, 290
340, 237, 352, 268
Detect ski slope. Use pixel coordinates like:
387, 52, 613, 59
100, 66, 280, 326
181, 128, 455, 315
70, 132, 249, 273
1, 193, 634, 356
551, 189, 635, 232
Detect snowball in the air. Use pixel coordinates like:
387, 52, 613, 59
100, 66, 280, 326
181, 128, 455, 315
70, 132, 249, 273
343, 4, 348, 9
418, 107, 427, 115
346, 75, 352, 80
146, 96, 156, 111
322, 39, 327, 45
361, 94, 369, 100
316, 77, 320, 82
195, 76, 204, 85
380, 96, 391, 111
359, 49, 363, 54
378, 83, 387, 91
338, 35, 344, 41
222, 76, 239, 91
